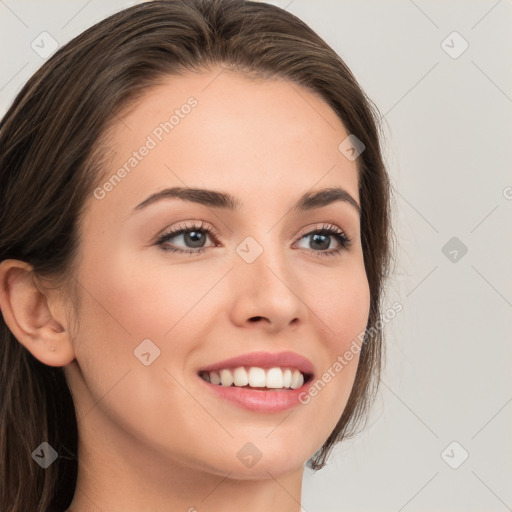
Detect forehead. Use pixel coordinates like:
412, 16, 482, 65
91, 68, 360, 218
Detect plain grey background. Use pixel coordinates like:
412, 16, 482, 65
1, 1, 511, 511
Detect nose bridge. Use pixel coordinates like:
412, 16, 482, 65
235, 223, 287, 285
232, 227, 303, 322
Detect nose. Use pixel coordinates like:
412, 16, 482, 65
228, 241, 305, 332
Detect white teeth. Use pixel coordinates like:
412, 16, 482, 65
266, 367, 283, 388
233, 367, 249, 386
220, 369, 234, 387
200, 366, 307, 389
290, 369, 304, 389
248, 367, 266, 387
283, 369, 292, 388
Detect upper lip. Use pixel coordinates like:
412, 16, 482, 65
198, 350, 315, 376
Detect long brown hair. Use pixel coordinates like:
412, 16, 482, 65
0, 1, 394, 510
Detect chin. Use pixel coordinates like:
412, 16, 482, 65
227, 458, 307, 481
203, 441, 313, 480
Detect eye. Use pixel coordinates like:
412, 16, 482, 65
155, 221, 352, 257
155, 221, 218, 255
294, 223, 352, 258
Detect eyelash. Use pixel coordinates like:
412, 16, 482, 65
155, 221, 352, 258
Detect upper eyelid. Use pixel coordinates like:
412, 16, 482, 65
295, 223, 348, 239
157, 220, 219, 242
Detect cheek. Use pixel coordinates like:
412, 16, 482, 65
76, 246, 213, 342
312, 261, 371, 349
303, 262, 370, 410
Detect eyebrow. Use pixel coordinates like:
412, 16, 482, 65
131, 186, 361, 217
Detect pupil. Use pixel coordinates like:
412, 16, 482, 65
312, 234, 329, 250
186, 231, 204, 248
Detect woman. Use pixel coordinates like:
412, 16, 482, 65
0, 0, 394, 510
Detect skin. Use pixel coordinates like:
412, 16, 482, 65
0, 67, 370, 512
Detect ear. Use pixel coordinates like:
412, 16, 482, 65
0, 259, 76, 367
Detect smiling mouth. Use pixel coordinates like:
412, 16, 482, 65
198, 366, 313, 390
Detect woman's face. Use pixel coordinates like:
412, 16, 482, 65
63, 67, 370, 479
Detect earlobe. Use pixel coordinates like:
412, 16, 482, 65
0, 259, 76, 367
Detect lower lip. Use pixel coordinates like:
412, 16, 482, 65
197, 375, 313, 413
